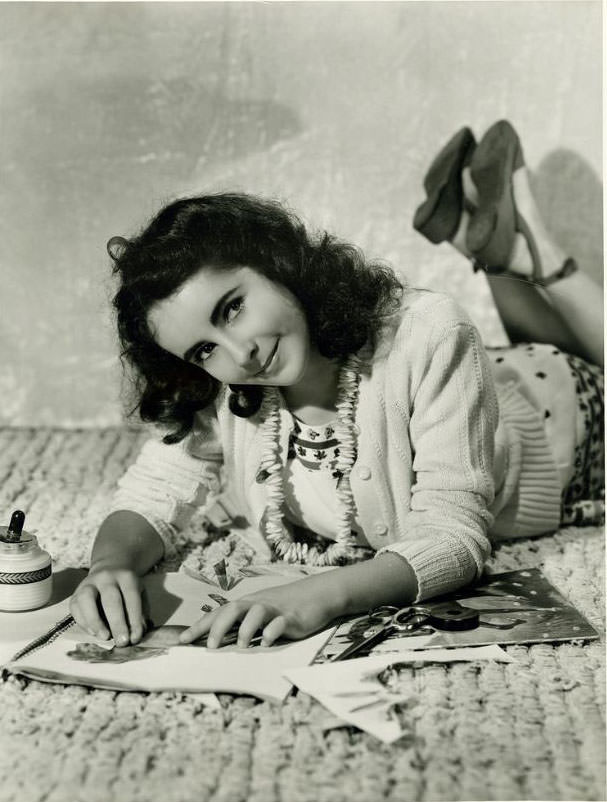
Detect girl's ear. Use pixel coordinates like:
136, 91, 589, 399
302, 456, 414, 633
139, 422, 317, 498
107, 236, 129, 261
228, 385, 264, 418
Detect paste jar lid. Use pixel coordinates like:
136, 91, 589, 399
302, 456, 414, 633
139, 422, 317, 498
0, 510, 38, 553
0, 528, 38, 553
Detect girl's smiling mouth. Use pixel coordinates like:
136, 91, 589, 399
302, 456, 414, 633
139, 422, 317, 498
255, 339, 279, 377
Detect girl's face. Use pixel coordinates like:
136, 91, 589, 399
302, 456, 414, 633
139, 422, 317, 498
148, 266, 317, 387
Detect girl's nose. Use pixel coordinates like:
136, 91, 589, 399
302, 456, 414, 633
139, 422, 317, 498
226, 337, 260, 371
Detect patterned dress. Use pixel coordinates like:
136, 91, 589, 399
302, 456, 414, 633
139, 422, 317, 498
487, 343, 603, 526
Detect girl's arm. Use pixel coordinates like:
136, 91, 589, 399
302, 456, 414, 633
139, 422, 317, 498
179, 552, 417, 647
109, 429, 223, 563
71, 411, 225, 644
69, 511, 164, 644
376, 313, 497, 601
90, 511, 164, 574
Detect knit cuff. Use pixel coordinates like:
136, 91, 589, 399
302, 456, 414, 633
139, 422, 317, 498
376, 533, 481, 602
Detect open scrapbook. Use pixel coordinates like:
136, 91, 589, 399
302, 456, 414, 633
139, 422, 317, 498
1, 568, 333, 702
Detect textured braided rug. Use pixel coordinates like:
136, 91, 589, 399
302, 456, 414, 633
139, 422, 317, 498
0, 428, 604, 802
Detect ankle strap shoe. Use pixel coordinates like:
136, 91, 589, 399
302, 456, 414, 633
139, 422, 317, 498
466, 120, 523, 269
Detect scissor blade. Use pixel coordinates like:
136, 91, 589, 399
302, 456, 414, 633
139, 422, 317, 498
330, 624, 394, 662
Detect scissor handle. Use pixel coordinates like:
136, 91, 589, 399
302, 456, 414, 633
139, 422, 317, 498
407, 601, 479, 631
369, 605, 400, 618
331, 600, 479, 662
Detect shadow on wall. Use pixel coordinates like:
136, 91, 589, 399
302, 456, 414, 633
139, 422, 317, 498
531, 149, 603, 285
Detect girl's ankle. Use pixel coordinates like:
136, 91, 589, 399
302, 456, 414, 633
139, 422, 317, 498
506, 234, 535, 277
451, 210, 474, 258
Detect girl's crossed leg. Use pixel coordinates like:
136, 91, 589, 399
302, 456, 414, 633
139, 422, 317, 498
417, 120, 603, 368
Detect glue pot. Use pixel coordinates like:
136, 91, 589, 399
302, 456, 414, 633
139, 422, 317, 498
0, 510, 52, 611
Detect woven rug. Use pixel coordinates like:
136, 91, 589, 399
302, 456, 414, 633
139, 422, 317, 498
0, 428, 604, 802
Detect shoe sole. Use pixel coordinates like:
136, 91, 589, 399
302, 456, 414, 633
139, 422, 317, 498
413, 127, 476, 243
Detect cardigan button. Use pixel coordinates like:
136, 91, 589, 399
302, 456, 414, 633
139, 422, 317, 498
373, 522, 388, 536
357, 466, 372, 480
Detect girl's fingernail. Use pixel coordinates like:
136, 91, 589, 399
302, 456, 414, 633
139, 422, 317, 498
207, 637, 217, 649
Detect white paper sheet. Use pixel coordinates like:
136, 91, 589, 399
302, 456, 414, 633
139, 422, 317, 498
9, 629, 332, 701
286, 645, 515, 743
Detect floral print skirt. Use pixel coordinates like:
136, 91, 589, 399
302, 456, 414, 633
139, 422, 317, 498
560, 353, 604, 525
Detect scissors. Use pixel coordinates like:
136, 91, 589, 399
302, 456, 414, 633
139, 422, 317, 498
331, 601, 479, 662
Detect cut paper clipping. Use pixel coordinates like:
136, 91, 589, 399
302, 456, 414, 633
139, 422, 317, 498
287, 646, 515, 743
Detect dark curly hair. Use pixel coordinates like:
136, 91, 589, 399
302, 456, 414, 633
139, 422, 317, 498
110, 193, 403, 443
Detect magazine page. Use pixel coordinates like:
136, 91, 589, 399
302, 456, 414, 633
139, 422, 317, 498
314, 568, 599, 663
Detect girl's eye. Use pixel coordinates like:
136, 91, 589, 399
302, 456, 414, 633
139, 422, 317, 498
192, 297, 243, 364
225, 297, 243, 322
194, 342, 216, 363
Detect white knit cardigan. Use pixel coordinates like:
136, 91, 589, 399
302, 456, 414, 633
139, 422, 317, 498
111, 289, 562, 601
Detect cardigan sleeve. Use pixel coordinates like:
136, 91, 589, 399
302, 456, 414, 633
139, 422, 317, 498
108, 410, 224, 559
377, 320, 497, 601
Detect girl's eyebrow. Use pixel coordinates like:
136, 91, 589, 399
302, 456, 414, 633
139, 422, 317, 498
182, 286, 238, 362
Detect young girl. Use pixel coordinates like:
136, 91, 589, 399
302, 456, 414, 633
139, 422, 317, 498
70, 120, 603, 651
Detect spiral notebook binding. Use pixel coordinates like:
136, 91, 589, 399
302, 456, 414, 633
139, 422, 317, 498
9, 614, 76, 662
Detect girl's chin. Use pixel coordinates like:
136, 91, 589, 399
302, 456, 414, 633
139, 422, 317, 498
259, 358, 310, 388
273, 362, 309, 388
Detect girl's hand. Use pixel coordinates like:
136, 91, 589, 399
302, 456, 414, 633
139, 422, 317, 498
69, 566, 146, 646
179, 579, 339, 648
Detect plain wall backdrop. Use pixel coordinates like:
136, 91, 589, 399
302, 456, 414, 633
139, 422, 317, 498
0, 1, 602, 426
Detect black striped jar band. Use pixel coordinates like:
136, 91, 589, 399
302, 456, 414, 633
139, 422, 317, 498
0, 564, 52, 585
